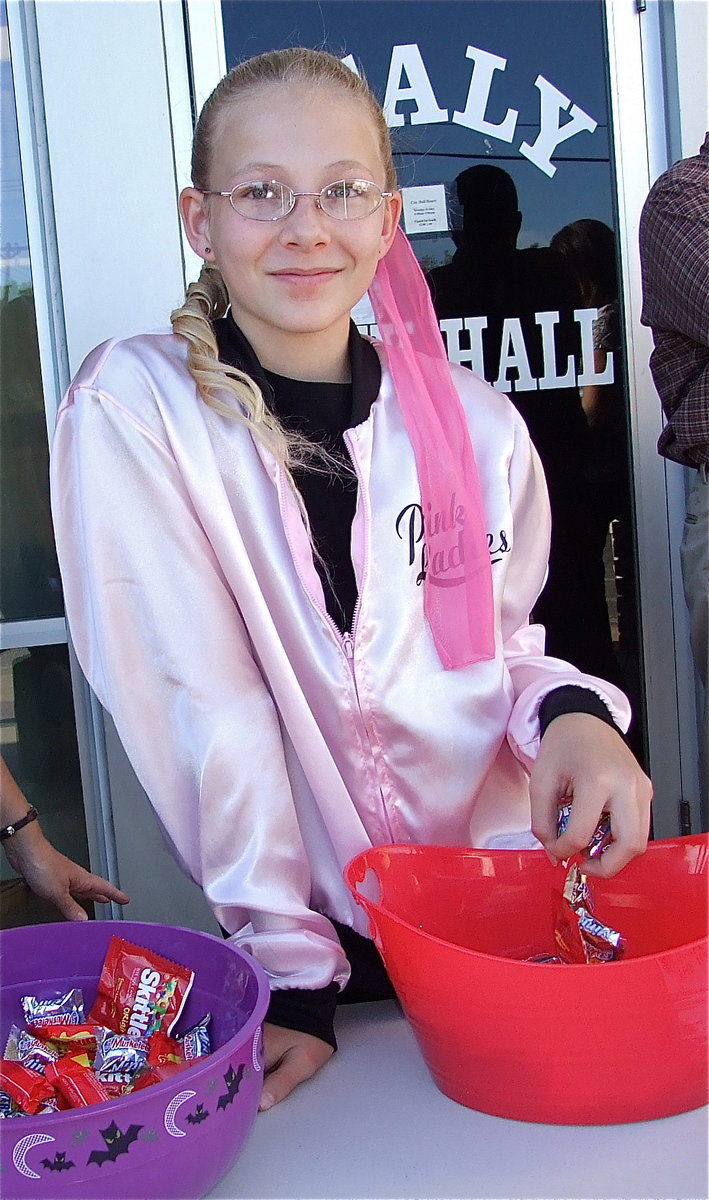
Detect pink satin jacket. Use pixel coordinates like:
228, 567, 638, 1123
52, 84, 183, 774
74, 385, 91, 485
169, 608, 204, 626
50, 331, 630, 990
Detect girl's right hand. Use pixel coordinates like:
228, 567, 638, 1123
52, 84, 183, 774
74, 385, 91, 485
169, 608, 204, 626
259, 1022, 334, 1110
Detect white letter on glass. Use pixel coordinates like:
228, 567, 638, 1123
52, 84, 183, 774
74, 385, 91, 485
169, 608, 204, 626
520, 75, 598, 178
383, 44, 448, 128
535, 311, 576, 389
494, 319, 537, 393
452, 45, 518, 142
439, 317, 488, 377
576, 308, 614, 385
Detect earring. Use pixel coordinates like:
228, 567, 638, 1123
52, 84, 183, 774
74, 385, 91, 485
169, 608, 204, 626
204, 247, 211, 257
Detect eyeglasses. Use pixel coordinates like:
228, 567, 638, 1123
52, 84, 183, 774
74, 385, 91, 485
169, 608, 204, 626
199, 179, 392, 222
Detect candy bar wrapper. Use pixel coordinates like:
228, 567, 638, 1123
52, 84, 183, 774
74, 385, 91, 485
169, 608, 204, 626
577, 910, 626, 963
88, 936, 193, 1038
4, 1025, 59, 1074
147, 1015, 211, 1069
147, 1030, 183, 1068
562, 863, 595, 914
586, 813, 613, 859
525, 953, 566, 964
30, 1022, 103, 1060
94, 1030, 148, 1090
556, 801, 573, 838
21, 988, 84, 1029
0, 1089, 23, 1118
37, 1097, 60, 1116
554, 864, 626, 964
553, 890, 591, 963
130, 1058, 190, 1093
180, 1013, 211, 1062
0, 1060, 55, 1115
45, 1057, 111, 1108
556, 803, 613, 859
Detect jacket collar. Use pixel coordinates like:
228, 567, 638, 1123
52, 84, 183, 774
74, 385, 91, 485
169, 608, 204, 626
213, 311, 381, 430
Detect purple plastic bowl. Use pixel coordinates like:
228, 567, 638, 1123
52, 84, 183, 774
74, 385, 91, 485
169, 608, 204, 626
0, 920, 270, 1199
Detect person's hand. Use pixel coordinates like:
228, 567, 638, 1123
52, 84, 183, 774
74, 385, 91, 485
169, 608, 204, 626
4, 827, 130, 921
259, 1022, 334, 1111
529, 712, 653, 878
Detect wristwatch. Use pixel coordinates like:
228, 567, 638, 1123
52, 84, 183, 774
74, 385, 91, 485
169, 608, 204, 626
0, 806, 39, 841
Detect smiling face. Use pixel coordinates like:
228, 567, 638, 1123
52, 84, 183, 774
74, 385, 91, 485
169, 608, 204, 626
180, 82, 402, 380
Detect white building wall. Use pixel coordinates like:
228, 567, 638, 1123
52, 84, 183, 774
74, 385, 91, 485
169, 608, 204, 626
673, 0, 708, 157
31, 0, 192, 374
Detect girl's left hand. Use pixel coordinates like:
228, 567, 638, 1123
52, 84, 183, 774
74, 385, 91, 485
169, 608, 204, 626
529, 712, 653, 878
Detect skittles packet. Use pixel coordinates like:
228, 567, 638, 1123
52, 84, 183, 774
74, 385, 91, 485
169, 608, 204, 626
88, 937, 193, 1038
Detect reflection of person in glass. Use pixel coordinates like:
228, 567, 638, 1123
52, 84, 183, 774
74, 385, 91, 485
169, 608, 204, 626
550, 220, 638, 694
0, 758, 129, 921
0, 290, 63, 621
51, 49, 651, 1109
427, 166, 622, 687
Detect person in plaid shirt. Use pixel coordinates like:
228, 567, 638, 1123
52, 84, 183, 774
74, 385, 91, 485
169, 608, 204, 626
639, 132, 709, 813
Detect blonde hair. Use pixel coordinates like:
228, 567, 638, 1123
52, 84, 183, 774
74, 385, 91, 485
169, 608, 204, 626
171, 47, 396, 488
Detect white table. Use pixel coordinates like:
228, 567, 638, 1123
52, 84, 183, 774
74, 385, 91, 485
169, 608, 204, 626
208, 1002, 708, 1200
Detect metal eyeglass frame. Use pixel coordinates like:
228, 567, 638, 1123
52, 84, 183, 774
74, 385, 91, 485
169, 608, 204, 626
198, 179, 393, 221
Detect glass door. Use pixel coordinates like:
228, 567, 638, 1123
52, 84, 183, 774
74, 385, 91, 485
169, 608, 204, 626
220, 0, 645, 743
208, 0, 701, 835
0, 0, 90, 926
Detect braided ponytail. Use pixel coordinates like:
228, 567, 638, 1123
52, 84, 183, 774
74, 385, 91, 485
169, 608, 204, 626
171, 262, 295, 461
170, 260, 344, 538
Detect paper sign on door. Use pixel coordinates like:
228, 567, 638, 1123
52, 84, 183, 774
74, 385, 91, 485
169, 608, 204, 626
402, 184, 449, 235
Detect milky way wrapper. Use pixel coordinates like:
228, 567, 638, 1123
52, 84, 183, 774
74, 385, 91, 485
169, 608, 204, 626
553, 863, 626, 964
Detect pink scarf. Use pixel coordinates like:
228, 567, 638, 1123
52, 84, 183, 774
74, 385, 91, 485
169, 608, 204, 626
368, 227, 495, 668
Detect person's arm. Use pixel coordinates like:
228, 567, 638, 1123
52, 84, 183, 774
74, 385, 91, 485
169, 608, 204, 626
260, 1023, 334, 1111
649, 334, 709, 464
640, 177, 709, 463
529, 711, 651, 876
498, 417, 652, 873
0, 758, 129, 920
580, 348, 610, 426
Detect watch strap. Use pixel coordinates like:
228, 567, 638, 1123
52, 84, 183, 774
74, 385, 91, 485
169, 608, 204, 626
0, 806, 39, 841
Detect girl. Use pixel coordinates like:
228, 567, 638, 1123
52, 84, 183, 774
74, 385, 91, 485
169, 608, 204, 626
51, 48, 652, 1110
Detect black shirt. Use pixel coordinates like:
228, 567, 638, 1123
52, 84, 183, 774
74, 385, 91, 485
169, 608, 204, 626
215, 314, 381, 633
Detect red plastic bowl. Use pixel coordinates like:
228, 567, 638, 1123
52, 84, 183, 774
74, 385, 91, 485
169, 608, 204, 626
344, 836, 708, 1124
0, 921, 269, 1199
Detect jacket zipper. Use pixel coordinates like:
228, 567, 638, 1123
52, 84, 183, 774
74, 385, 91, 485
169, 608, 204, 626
340, 432, 396, 842
277, 436, 394, 841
